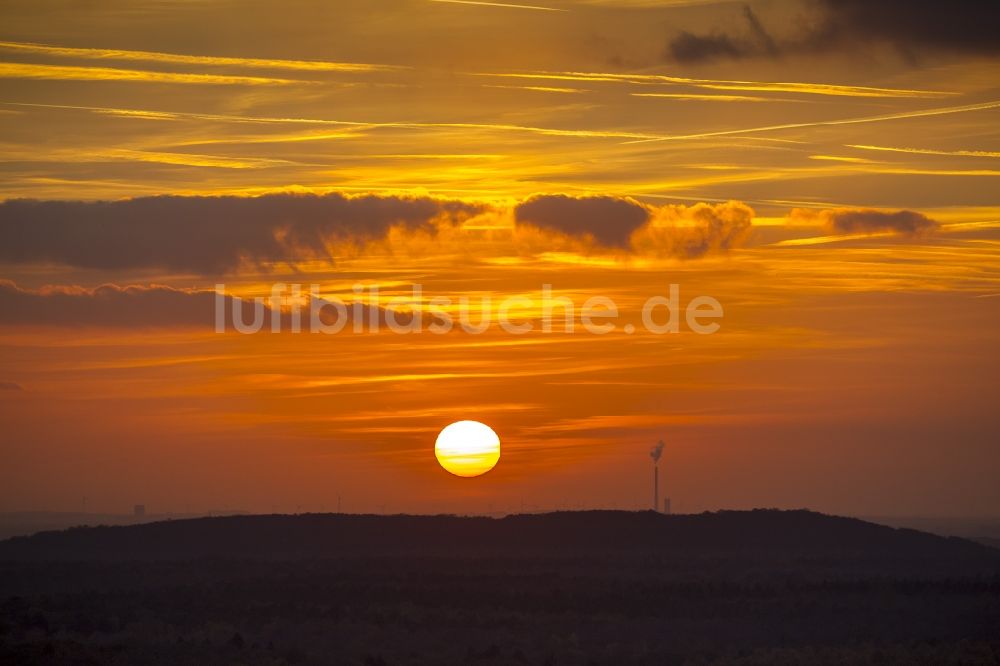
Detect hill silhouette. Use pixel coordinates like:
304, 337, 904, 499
2, 510, 998, 665
1, 509, 996, 572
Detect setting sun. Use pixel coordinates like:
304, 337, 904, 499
435, 421, 501, 478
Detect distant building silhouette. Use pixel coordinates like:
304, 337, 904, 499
133, 504, 145, 518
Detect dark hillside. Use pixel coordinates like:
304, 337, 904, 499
1, 510, 996, 573
2, 511, 998, 665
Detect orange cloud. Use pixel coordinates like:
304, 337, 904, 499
632, 201, 754, 258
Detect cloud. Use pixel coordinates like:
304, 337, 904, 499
665, 0, 1000, 64
0, 281, 238, 328
669, 6, 776, 63
668, 31, 745, 64
666, 4, 781, 63
1, 191, 754, 277
741, 5, 778, 56
514, 195, 651, 248
789, 208, 940, 236
514, 195, 754, 257
813, 0, 1000, 57
0, 193, 485, 274
631, 201, 755, 258
0, 381, 24, 391
0, 281, 410, 330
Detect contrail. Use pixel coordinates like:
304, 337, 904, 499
632, 92, 785, 102
623, 100, 1000, 144
475, 70, 954, 99
0, 62, 296, 86
428, 0, 567, 11
0, 40, 401, 73
848, 144, 1000, 159
6, 102, 663, 141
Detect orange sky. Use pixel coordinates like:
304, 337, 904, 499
0, 0, 998, 517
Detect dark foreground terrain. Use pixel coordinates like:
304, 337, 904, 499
0, 510, 998, 665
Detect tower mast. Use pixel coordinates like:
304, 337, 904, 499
650, 439, 664, 512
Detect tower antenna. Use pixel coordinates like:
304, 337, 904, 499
650, 439, 664, 511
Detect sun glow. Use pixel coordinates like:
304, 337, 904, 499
435, 420, 501, 477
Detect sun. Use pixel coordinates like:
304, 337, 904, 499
435, 420, 501, 478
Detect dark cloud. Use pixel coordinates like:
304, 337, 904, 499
513, 196, 754, 257
816, 0, 1000, 57
823, 209, 939, 235
668, 6, 777, 63
0, 281, 243, 327
0, 193, 484, 274
0, 381, 24, 391
742, 5, 779, 57
790, 208, 940, 235
669, 31, 746, 64
514, 195, 651, 248
666, 1, 1000, 64
0, 281, 408, 330
0, 190, 757, 279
